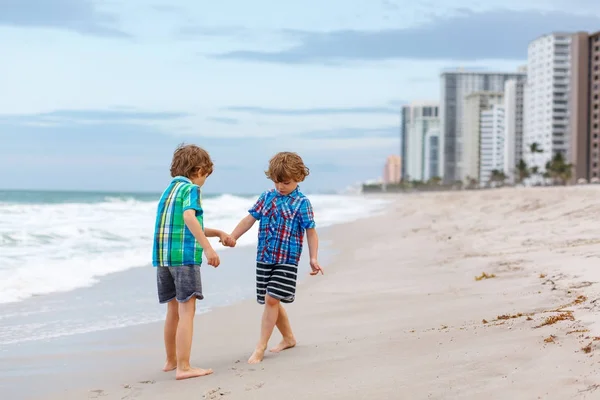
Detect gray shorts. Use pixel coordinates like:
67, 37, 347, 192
156, 265, 203, 304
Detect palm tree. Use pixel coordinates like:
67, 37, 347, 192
515, 159, 530, 184
489, 169, 507, 187
546, 152, 573, 185
529, 142, 543, 154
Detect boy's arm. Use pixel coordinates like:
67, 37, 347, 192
204, 228, 225, 238
230, 192, 266, 240
205, 227, 236, 247
299, 198, 323, 275
183, 209, 220, 267
230, 214, 257, 240
306, 228, 323, 275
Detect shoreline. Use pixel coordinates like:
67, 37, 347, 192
0, 226, 340, 399
8, 186, 600, 399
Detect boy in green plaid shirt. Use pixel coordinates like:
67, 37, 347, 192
152, 144, 235, 380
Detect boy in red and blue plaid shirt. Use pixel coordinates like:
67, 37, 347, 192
230, 152, 324, 364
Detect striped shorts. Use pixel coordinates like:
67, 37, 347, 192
256, 262, 298, 304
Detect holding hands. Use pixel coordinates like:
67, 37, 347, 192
219, 232, 237, 247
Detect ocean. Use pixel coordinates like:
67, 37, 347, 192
0, 189, 389, 347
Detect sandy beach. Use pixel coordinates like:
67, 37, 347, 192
23, 186, 600, 399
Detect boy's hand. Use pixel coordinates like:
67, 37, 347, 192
309, 258, 324, 275
220, 234, 236, 247
205, 248, 220, 267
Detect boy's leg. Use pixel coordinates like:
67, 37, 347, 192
175, 297, 212, 379
248, 294, 280, 364
270, 303, 297, 353
157, 266, 179, 372
163, 299, 179, 371
167, 265, 212, 380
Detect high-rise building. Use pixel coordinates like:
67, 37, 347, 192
462, 91, 504, 182
503, 78, 526, 183
524, 32, 573, 175
423, 128, 440, 180
400, 101, 440, 181
479, 105, 506, 184
400, 107, 408, 180
440, 69, 527, 183
570, 31, 600, 182
383, 155, 402, 184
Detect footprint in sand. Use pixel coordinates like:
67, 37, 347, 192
89, 389, 106, 398
204, 387, 231, 399
245, 382, 265, 391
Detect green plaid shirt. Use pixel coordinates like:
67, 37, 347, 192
152, 176, 204, 267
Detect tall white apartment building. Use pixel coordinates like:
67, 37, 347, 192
480, 105, 506, 184
503, 79, 526, 183
423, 128, 440, 180
440, 69, 527, 183
524, 33, 572, 172
462, 91, 504, 182
400, 101, 440, 181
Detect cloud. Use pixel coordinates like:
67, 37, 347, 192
296, 126, 399, 139
224, 105, 399, 116
0, 109, 190, 126
207, 117, 240, 125
0, 115, 395, 193
179, 25, 251, 38
151, 4, 182, 14
212, 9, 600, 64
0, 0, 129, 37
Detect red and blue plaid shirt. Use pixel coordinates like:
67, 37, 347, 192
249, 186, 316, 266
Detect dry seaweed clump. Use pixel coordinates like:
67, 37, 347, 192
567, 329, 589, 335
582, 343, 593, 354
497, 313, 530, 320
547, 295, 588, 313
544, 335, 556, 343
475, 272, 496, 281
535, 312, 575, 328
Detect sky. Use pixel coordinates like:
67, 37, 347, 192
1, 0, 600, 194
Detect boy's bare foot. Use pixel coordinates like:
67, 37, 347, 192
175, 367, 213, 380
248, 348, 266, 364
163, 361, 177, 372
270, 337, 296, 353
